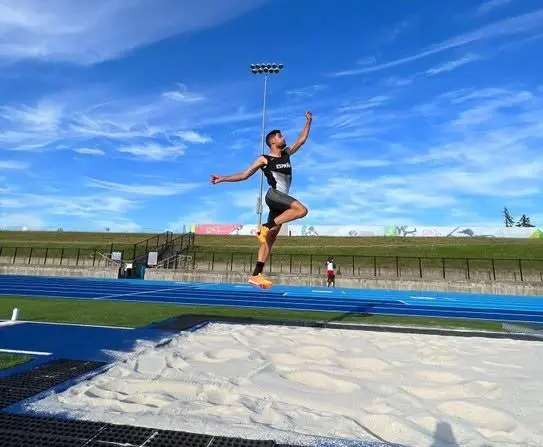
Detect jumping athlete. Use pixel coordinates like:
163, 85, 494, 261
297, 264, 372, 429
210, 111, 313, 288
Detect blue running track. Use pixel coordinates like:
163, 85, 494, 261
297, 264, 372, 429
2, 274, 543, 323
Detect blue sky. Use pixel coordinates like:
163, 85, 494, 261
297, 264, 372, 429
0, 0, 542, 232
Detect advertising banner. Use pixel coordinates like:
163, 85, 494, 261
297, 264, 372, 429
184, 223, 543, 239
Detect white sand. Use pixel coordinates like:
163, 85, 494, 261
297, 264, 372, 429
27, 323, 543, 446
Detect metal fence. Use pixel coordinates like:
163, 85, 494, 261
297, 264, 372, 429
0, 232, 196, 268
159, 251, 543, 283
2, 246, 543, 282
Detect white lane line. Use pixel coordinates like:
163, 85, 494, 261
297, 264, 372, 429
94, 286, 183, 300
0, 321, 23, 327
0, 348, 52, 356
22, 321, 134, 330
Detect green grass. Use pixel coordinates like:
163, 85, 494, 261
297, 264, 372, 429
0, 295, 506, 332
0, 230, 153, 248
192, 235, 543, 259
2, 231, 543, 259
0, 353, 32, 370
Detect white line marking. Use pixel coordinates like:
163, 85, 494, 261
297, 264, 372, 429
0, 321, 23, 327
0, 348, 52, 356
94, 286, 182, 300
409, 296, 436, 300
22, 321, 134, 330
311, 290, 333, 294
398, 300, 407, 304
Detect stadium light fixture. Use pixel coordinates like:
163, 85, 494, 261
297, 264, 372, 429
250, 63, 284, 227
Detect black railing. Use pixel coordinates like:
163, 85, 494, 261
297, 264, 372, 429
2, 246, 542, 282
0, 232, 196, 268
155, 251, 543, 283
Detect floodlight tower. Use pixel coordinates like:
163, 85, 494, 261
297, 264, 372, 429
250, 62, 284, 227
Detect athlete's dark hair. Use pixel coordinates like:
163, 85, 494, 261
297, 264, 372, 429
265, 129, 281, 147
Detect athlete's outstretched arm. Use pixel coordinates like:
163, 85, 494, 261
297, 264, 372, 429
210, 156, 266, 184
288, 111, 312, 155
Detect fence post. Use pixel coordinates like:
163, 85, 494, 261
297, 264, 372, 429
192, 251, 196, 270
76, 248, 81, 266
93, 249, 97, 267
491, 258, 496, 281
28, 247, 33, 265
352, 256, 355, 275
466, 258, 470, 280
44, 247, 49, 265
373, 256, 377, 277
60, 248, 64, 265
518, 259, 523, 282
211, 252, 215, 271
132, 244, 137, 260
418, 257, 422, 278
310, 255, 313, 275
230, 253, 234, 271
395, 256, 400, 277
269, 254, 273, 272
289, 254, 293, 274
442, 258, 446, 279
12, 247, 17, 264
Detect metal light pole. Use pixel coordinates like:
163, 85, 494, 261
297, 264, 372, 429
250, 63, 284, 227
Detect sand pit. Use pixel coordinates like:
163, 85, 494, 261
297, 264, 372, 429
27, 323, 543, 446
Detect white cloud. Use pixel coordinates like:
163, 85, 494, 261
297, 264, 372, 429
451, 90, 533, 126
118, 143, 186, 161
285, 84, 327, 98
0, 100, 63, 131
337, 96, 390, 112
177, 130, 212, 144
333, 8, 543, 75
162, 84, 205, 103
0, 212, 45, 229
74, 148, 105, 156
0, 0, 268, 65
425, 54, 482, 76
476, 0, 513, 16
0, 160, 28, 170
85, 178, 200, 196
384, 76, 414, 87
0, 192, 138, 218
0, 100, 64, 150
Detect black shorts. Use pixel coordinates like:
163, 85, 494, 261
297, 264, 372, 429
265, 188, 296, 225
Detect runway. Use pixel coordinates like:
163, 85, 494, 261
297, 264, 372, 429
2, 274, 543, 323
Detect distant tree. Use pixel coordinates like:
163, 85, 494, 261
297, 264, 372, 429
503, 207, 515, 227
516, 214, 535, 227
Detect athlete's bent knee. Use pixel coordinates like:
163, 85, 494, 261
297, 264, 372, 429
292, 202, 308, 218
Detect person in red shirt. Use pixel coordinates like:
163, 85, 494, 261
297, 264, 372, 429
325, 257, 336, 287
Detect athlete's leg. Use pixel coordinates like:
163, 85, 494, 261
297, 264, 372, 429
256, 224, 281, 264
267, 200, 307, 229
258, 189, 307, 243
249, 211, 281, 288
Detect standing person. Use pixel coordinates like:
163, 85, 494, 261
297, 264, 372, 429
210, 111, 313, 288
325, 256, 336, 287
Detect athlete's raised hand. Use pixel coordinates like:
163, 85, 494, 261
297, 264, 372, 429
305, 111, 312, 121
210, 174, 223, 184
